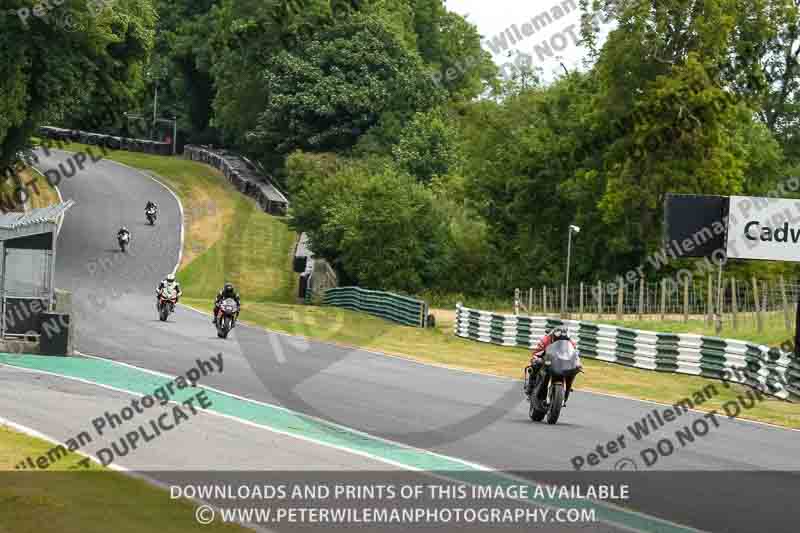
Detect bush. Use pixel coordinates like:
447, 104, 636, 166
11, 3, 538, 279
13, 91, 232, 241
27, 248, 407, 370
287, 153, 452, 293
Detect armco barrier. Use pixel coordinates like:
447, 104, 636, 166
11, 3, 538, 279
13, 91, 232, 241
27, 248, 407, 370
323, 287, 428, 328
184, 145, 288, 216
454, 304, 800, 402
39, 126, 172, 156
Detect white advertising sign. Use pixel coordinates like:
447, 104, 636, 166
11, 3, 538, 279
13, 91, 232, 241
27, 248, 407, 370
726, 195, 800, 261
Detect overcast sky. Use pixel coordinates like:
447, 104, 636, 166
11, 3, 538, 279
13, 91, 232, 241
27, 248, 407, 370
444, 0, 612, 82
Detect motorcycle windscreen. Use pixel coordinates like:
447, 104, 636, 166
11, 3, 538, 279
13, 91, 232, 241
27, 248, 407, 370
546, 340, 579, 375
221, 298, 238, 311
161, 287, 176, 298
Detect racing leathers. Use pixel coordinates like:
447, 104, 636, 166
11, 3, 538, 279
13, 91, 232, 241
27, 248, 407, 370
524, 332, 578, 397
213, 286, 241, 324
156, 278, 182, 306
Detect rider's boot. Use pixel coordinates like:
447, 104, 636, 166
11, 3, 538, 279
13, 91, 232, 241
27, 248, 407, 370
524, 366, 535, 398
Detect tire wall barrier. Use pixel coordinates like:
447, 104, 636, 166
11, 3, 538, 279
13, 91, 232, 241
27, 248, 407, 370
454, 304, 800, 402
184, 145, 288, 216
39, 127, 172, 156
323, 287, 429, 328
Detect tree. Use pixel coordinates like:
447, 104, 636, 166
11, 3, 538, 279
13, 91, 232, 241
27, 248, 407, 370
286, 152, 451, 292
585, 0, 785, 256
210, 0, 372, 152
392, 108, 461, 183
0, 0, 156, 168
136, 0, 220, 143
245, 14, 445, 171
410, 0, 498, 99
582, 0, 800, 159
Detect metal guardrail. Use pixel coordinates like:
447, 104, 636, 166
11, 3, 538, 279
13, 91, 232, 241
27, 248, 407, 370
454, 304, 800, 402
323, 287, 429, 328
39, 127, 172, 155
184, 145, 288, 216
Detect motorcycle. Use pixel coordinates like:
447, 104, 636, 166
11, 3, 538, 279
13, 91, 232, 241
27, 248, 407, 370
118, 232, 130, 253
158, 287, 178, 322
215, 298, 239, 339
146, 207, 157, 225
527, 341, 582, 425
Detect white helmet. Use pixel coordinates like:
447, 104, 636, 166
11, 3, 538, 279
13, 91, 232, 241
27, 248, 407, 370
166, 274, 175, 282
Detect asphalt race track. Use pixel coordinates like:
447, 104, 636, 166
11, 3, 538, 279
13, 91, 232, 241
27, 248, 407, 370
0, 365, 399, 472
8, 150, 798, 532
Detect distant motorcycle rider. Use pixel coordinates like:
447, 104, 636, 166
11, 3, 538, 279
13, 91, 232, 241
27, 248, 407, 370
156, 273, 182, 304
145, 200, 158, 214
213, 282, 241, 324
524, 326, 579, 398
117, 226, 130, 242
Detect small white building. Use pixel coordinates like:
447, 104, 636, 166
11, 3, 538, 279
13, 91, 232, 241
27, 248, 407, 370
0, 201, 73, 339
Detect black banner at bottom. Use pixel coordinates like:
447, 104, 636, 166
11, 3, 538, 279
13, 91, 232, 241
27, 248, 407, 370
1, 470, 798, 532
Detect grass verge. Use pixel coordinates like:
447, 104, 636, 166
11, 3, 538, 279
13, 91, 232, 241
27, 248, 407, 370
44, 143, 798, 427
435, 306, 794, 349
27, 168, 61, 209
183, 298, 800, 429
0, 426, 244, 532
51, 143, 297, 302
600, 312, 794, 347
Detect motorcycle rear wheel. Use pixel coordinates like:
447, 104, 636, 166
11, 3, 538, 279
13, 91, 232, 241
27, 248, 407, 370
528, 373, 547, 422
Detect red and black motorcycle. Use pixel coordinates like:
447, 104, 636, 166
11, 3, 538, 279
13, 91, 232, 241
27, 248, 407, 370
158, 287, 178, 322
526, 332, 582, 425
215, 298, 239, 339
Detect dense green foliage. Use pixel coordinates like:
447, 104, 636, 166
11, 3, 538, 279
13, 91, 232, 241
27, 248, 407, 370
0, 1, 156, 168
7, 0, 800, 297
287, 154, 452, 291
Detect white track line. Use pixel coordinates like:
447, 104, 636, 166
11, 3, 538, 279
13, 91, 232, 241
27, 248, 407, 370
178, 304, 799, 434
178, 302, 514, 382
75, 351, 491, 473
8, 357, 429, 473
32, 148, 800, 434
108, 159, 184, 276
0, 410, 263, 531
24, 147, 699, 531
37, 149, 184, 276
6, 357, 698, 533
0, 414, 122, 471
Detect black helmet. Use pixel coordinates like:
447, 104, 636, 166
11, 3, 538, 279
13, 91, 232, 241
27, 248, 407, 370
224, 282, 234, 292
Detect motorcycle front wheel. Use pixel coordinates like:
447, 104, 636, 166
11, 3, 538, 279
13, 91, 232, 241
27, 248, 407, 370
217, 317, 230, 339
546, 382, 565, 425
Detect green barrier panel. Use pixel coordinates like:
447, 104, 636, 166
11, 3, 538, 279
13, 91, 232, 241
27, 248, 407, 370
453, 305, 800, 402
322, 287, 428, 327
